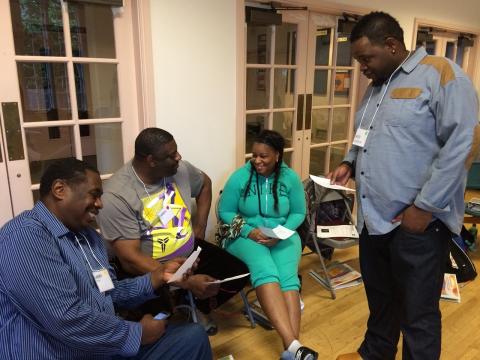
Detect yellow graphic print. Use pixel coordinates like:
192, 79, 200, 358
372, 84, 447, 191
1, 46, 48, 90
141, 183, 193, 260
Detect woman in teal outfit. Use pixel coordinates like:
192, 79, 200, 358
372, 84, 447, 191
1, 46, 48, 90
218, 130, 318, 360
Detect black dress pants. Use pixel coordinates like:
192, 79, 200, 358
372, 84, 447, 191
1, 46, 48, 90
358, 220, 450, 360
114, 239, 249, 317
192, 239, 249, 314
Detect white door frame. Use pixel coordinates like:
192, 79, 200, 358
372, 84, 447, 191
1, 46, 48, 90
0, 0, 142, 224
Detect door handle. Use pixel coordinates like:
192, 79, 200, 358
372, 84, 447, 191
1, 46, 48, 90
305, 94, 312, 130
296, 94, 304, 131
2, 102, 25, 161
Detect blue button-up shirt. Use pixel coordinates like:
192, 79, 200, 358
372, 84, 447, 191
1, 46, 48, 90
345, 47, 479, 235
0, 202, 156, 359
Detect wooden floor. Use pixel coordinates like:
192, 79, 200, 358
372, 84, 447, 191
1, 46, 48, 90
208, 192, 480, 360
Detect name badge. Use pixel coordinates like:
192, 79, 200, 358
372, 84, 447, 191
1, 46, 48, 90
92, 269, 115, 292
352, 128, 369, 147
158, 206, 175, 226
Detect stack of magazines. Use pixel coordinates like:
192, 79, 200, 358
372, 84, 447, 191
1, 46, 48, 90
326, 262, 362, 290
441, 273, 461, 303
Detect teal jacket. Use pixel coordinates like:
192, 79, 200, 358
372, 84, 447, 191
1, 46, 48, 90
219, 162, 306, 239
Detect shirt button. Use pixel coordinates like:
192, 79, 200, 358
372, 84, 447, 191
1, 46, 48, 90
369, 126, 373, 130
363, 149, 367, 153
362, 195, 366, 198
361, 171, 364, 175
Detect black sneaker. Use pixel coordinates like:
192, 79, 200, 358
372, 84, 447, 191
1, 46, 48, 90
295, 346, 318, 360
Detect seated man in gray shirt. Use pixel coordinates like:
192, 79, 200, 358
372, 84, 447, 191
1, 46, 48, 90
97, 127, 249, 335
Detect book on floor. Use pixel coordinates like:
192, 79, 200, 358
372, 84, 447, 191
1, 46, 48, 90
441, 273, 461, 303
327, 262, 362, 290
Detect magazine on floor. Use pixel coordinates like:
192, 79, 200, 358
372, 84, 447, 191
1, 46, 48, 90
441, 273, 461, 303
326, 262, 362, 290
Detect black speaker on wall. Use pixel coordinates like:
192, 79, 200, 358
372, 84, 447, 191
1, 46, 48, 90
246, 7, 282, 26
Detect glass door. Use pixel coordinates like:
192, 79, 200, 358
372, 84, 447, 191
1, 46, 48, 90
302, 13, 356, 179
243, 9, 357, 179
0, 0, 136, 221
244, 11, 308, 174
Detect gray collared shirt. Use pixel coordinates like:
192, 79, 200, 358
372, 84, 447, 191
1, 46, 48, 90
345, 47, 479, 235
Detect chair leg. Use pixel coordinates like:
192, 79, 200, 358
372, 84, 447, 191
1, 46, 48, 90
240, 290, 256, 328
309, 235, 336, 299
187, 290, 199, 323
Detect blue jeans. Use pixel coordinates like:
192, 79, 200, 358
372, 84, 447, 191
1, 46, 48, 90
358, 220, 450, 360
115, 323, 212, 360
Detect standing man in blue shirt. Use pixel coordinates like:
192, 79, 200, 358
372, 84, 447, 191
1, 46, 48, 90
331, 12, 479, 360
0, 158, 212, 360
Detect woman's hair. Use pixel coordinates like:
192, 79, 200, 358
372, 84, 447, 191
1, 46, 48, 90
244, 130, 285, 212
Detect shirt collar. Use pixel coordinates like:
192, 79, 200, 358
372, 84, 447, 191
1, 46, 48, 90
402, 47, 428, 74
32, 201, 73, 238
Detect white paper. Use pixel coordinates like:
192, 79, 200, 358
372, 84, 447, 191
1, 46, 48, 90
317, 224, 359, 238
167, 246, 202, 283
309, 174, 355, 192
206, 273, 250, 284
259, 225, 295, 240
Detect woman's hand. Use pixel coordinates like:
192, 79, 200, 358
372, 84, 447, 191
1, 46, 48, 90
248, 228, 278, 247
257, 237, 280, 247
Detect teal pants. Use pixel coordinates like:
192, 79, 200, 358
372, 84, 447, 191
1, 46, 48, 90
225, 233, 302, 291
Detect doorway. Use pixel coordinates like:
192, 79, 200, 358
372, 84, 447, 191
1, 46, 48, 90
244, 9, 359, 179
0, 0, 139, 224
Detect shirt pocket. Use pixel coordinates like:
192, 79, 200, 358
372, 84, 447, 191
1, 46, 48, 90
383, 87, 423, 127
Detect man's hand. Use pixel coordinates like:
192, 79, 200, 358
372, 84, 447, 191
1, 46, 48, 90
183, 274, 220, 299
392, 204, 432, 234
327, 163, 352, 186
139, 314, 167, 345
150, 257, 187, 289
192, 223, 207, 242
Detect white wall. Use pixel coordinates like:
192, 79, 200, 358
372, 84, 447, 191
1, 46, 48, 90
148, 0, 480, 235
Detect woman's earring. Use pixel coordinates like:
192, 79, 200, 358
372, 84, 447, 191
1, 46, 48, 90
392, 49, 396, 54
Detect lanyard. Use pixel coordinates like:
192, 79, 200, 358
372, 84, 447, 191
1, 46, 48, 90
74, 233, 105, 272
132, 166, 171, 207
357, 52, 411, 131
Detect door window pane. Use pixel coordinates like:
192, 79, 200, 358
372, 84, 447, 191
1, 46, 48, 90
336, 33, 352, 66
273, 69, 295, 108
10, 0, 65, 56
246, 113, 267, 151
333, 70, 351, 104
283, 151, 292, 167
82, 123, 123, 175
273, 112, 293, 147
247, 26, 272, 64
425, 39, 436, 55
315, 28, 332, 66
332, 108, 349, 141
25, 126, 75, 184
329, 143, 347, 172
17, 62, 71, 122
275, 23, 296, 65
311, 109, 329, 144
68, 2, 116, 58
445, 41, 456, 60
246, 69, 270, 110
310, 146, 327, 176
74, 63, 120, 119
313, 70, 331, 106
